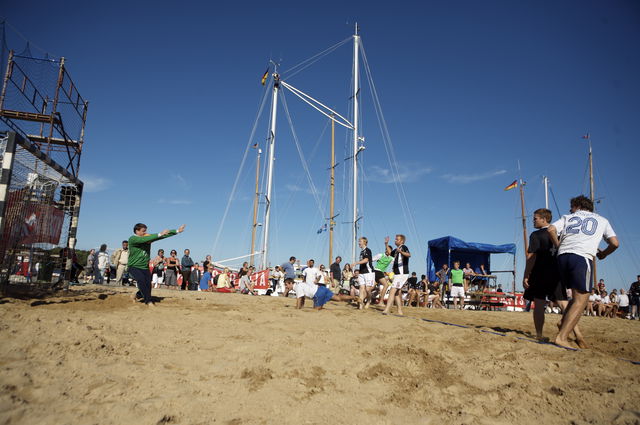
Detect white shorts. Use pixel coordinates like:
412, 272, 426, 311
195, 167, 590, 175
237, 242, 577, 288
358, 272, 375, 288
391, 274, 409, 289
152, 274, 164, 285
451, 285, 465, 298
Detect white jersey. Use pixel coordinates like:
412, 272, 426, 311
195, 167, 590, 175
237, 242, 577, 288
552, 210, 616, 259
294, 281, 318, 299
302, 267, 321, 284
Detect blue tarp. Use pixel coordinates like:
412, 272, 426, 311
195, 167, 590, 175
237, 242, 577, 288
426, 236, 516, 281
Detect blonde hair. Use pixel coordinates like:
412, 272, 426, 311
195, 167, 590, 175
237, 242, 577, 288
359, 237, 368, 244
396, 234, 406, 242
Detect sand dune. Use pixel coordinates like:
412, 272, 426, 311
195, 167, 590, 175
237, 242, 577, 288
1, 286, 639, 425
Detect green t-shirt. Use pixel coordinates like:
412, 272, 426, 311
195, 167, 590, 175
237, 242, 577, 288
375, 255, 393, 272
450, 268, 464, 285
127, 230, 177, 270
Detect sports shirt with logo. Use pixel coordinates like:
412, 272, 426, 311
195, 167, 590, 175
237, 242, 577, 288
552, 210, 616, 259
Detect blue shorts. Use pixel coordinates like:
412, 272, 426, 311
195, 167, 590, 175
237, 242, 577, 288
557, 253, 593, 293
313, 285, 334, 307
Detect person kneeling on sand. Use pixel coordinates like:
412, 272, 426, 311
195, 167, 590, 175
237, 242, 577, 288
238, 266, 257, 295
285, 277, 361, 310
128, 223, 185, 306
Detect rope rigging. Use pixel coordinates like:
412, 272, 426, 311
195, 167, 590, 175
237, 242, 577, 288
359, 41, 423, 251
211, 79, 272, 258
282, 37, 351, 80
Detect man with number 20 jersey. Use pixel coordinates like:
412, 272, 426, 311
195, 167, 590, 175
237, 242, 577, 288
550, 195, 619, 349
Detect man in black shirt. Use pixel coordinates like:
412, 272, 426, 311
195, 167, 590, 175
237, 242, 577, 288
330, 256, 342, 293
383, 234, 411, 315
523, 208, 584, 345
352, 237, 375, 309
630, 275, 640, 320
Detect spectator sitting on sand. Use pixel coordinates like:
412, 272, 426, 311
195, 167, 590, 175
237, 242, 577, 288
217, 268, 233, 292
239, 266, 257, 295
349, 269, 361, 298
199, 265, 212, 292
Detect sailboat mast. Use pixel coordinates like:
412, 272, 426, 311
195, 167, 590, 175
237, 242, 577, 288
329, 116, 335, 266
261, 73, 280, 270
351, 24, 360, 263
519, 179, 529, 254
588, 137, 598, 285
543, 176, 549, 209
250, 148, 261, 266
588, 140, 595, 204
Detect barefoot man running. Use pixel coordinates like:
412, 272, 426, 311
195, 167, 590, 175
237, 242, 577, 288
549, 196, 618, 349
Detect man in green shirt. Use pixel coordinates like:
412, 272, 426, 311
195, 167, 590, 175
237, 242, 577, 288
128, 222, 186, 306
450, 261, 465, 310
373, 237, 394, 305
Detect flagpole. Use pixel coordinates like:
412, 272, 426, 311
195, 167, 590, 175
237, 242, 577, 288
329, 115, 335, 266
261, 72, 280, 270
543, 176, 549, 209
351, 24, 360, 264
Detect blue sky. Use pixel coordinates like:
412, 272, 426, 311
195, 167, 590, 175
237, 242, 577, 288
3, 1, 639, 290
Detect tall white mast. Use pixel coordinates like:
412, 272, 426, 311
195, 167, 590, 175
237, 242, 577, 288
261, 73, 280, 270
543, 175, 549, 209
351, 24, 360, 263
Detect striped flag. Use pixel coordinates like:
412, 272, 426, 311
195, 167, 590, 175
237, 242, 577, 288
582, 133, 590, 139
261, 68, 269, 85
504, 180, 518, 191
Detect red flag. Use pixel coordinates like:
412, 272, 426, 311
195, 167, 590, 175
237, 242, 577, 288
582, 133, 590, 139
504, 180, 517, 191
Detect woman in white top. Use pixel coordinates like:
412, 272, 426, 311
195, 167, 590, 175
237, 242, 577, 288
96, 244, 110, 285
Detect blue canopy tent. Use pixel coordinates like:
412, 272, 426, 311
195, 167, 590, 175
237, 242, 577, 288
426, 236, 516, 289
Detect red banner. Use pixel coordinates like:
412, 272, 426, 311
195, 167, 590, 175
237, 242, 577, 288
2, 189, 65, 246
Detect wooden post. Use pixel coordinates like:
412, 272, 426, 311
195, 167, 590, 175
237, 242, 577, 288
250, 148, 261, 267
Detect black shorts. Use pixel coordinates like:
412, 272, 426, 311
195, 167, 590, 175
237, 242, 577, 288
631, 296, 640, 307
374, 270, 386, 283
523, 272, 567, 302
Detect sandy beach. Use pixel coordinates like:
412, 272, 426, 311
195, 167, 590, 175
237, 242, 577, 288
1, 286, 639, 425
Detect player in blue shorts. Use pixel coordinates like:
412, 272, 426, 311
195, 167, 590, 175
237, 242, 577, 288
549, 195, 619, 349
284, 278, 361, 310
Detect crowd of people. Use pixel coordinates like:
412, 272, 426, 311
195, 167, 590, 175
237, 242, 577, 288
72, 195, 639, 348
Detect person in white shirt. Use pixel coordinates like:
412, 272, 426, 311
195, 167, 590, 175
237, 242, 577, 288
284, 278, 360, 310
96, 244, 111, 285
586, 289, 599, 316
549, 195, 619, 349
617, 289, 630, 318
598, 290, 611, 316
302, 259, 321, 285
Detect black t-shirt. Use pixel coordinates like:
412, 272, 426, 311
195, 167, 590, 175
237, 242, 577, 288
391, 244, 410, 274
528, 228, 558, 283
330, 262, 342, 280
630, 281, 640, 297
350, 276, 359, 288
427, 283, 438, 294
407, 276, 418, 289
359, 248, 374, 274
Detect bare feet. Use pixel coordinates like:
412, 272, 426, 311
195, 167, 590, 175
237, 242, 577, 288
575, 338, 589, 349
146, 302, 156, 307
554, 336, 575, 350
131, 293, 138, 304
536, 336, 550, 343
